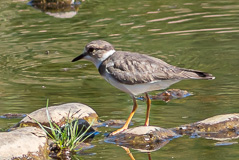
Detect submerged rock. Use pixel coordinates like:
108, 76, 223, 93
0, 113, 26, 119
105, 126, 178, 152
152, 89, 192, 101
31, 0, 74, 5
16, 103, 98, 128
29, 0, 81, 18
173, 113, 239, 140
138, 89, 192, 102
0, 127, 48, 159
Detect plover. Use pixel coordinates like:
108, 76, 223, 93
72, 40, 215, 135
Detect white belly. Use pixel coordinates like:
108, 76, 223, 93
103, 73, 180, 96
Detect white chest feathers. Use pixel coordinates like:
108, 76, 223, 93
83, 50, 116, 69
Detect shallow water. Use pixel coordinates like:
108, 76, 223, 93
0, 0, 239, 159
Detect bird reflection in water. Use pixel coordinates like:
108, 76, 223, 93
121, 146, 152, 160
116, 138, 172, 160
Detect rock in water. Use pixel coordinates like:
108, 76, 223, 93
16, 103, 98, 128
173, 113, 239, 140
105, 126, 178, 152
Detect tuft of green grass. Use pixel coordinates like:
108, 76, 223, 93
29, 99, 95, 152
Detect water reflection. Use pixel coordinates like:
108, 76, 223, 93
122, 147, 154, 160
120, 139, 169, 160
122, 147, 136, 160
105, 126, 178, 160
119, 139, 171, 153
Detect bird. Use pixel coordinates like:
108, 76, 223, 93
72, 40, 215, 135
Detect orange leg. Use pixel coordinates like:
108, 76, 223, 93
147, 152, 152, 160
121, 146, 135, 160
110, 96, 138, 135
144, 93, 151, 126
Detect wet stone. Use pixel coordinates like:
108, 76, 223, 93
31, 0, 75, 5
0, 127, 48, 159
138, 89, 192, 102
105, 126, 178, 151
17, 103, 98, 128
151, 89, 192, 102
173, 113, 239, 140
0, 113, 26, 119
30, 0, 80, 19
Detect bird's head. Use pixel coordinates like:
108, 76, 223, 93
72, 40, 115, 68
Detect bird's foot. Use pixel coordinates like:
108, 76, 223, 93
109, 127, 127, 136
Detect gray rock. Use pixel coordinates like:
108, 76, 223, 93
0, 127, 48, 159
173, 113, 239, 140
105, 126, 178, 152
17, 103, 98, 128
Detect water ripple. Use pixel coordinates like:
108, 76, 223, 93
216, 30, 239, 33
147, 12, 210, 23
120, 23, 134, 26
203, 14, 233, 18
157, 27, 233, 35
131, 25, 145, 29
95, 18, 113, 22
168, 18, 192, 24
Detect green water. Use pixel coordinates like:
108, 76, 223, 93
0, 0, 239, 159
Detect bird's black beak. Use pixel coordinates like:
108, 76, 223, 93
71, 53, 86, 62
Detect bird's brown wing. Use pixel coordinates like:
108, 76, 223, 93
99, 51, 214, 85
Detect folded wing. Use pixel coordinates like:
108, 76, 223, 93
99, 51, 214, 85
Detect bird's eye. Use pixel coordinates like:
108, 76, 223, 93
88, 47, 94, 52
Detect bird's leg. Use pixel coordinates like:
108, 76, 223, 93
110, 96, 138, 135
144, 92, 151, 126
147, 152, 152, 160
121, 146, 135, 160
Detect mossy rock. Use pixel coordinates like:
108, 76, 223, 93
173, 113, 239, 140
31, 0, 73, 5
105, 126, 178, 151
30, 0, 80, 14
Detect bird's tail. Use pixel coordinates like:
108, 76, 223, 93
180, 68, 215, 80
